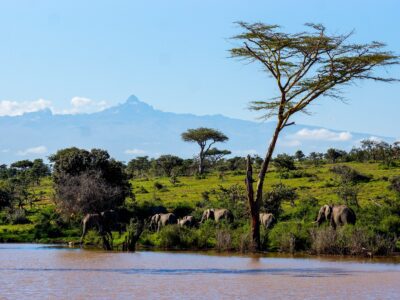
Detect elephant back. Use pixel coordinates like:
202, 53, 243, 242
214, 209, 234, 222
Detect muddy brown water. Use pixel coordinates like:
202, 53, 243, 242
1, 244, 400, 299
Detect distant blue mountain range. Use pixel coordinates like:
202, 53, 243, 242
0, 95, 394, 164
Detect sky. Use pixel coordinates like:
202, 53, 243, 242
0, 0, 399, 138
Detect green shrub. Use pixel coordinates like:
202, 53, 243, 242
7, 209, 30, 225
330, 165, 371, 184
310, 225, 396, 256
268, 221, 311, 252
171, 202, 193, 218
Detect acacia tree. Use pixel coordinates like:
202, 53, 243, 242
181, 127, 229, 174
230, 22, 399, 250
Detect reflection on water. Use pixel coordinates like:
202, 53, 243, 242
0, 267, 351, 277
1, 244, 400, 299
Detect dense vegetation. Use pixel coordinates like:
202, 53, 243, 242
1, 140, 399, 256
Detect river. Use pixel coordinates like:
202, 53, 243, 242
1, 244, 400, 299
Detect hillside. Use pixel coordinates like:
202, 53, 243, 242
1, 161, 399, 255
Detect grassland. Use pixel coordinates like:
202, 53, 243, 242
1, 161, 399, 254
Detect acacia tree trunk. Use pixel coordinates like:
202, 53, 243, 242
246, 121, 282, 251
198, 147, 205, 174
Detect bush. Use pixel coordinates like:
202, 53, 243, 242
215, 184, 248, 220
147, 222, 217, 250
285, 196, 319, 222
389, 176, 400, 195
310, 225, 396, 256
171, 202, 193, 218
7, 209, 30, 225
216, 229, 232, 251
273, 154, 296, 173
33, 217, 62, 240
157, 225, 182, 248
263, 183, 297, 218
268, 221, 311, 252
287, 170, 313, 179
330, 165, 371, 184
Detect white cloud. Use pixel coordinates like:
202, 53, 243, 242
366, 136, 383, 143
279, 139, 301, 147
60, 97, 109, 114
0, 99, 52, 116
17, 146, 48, 156
0, 97, 109, 116
292, 128, 353, 142
124, 149, 147, 155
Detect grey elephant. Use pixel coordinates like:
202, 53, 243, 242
178, 215, 196, 227
200, 209, 234, 223
149, 213, 178, 231
259, 213, 274, 229
80, 213, 101, 244
316, 204, 356, 229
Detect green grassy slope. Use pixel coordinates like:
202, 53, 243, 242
1, 161, 399, 251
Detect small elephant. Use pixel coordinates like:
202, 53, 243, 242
178, 215, 196, 227
149, 214, 161, 231
201, 209, 234, 223
316, 204, 356, 229
149, 213, 177, 231
259, 213, 274, 229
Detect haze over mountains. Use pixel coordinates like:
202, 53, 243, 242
0, 95, 394, 164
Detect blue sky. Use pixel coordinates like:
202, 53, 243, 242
0, 0, 399, 137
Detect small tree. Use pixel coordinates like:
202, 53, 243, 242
231, 22, 398, 250
273, 154, 296, 174
50, 148, 130, 215
181, 127, 229, 174
126, 156, 151, 178
294, 150, 305, 161
154, 155, 183, 177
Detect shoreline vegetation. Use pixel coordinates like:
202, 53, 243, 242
1, 144, 400, 257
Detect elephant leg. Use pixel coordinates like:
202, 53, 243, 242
330, 219, 337, 230
80, 224, 87, 245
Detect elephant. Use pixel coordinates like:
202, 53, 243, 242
80, 210, 120, 245
178, 215, 196, 227
200, 209, 234, 223
80, 213, 101, 244
149, 213, 178, 231
316, 204, 356, 229
259, 213, 274, 229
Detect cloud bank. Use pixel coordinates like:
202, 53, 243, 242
0, 97, 109, 116
0, 99, 52, 116
291, 128, 353, 142
17, 146, 48, 156
124, 149, 147, 155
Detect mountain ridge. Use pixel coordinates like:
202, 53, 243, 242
0, 95, 394, 164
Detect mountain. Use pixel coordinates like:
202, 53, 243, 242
0, 95, 394, 164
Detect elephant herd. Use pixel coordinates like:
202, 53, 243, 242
148, 208, 235, 232
146, 204, 356, 233
80, 204, 357, 243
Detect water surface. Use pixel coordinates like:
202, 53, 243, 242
1, 244, 399, 299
